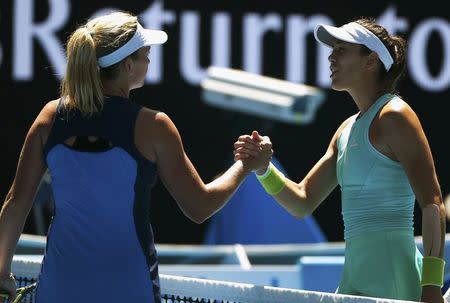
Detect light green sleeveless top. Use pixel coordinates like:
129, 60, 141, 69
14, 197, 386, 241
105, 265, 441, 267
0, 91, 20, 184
336, 93, 415, 240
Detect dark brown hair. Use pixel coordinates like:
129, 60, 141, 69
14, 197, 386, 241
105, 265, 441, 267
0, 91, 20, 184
354, 17, 407, 94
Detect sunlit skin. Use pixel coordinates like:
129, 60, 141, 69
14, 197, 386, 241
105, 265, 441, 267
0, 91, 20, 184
0, 18, 271, 299
233, 37, 445, 303
101, 46, 151, 97
329, 42, 371, 91
130, 46, 151, 89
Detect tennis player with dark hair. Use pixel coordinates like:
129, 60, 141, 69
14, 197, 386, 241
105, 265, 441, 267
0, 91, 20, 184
235, 17, 445, 303
0, 11, 268, 303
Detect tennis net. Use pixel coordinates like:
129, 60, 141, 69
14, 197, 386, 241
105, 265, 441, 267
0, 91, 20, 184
8, 256, 420, 303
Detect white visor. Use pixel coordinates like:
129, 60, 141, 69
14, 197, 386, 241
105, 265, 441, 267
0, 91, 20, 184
314, 22, 393, 71
97, 23, 168, 68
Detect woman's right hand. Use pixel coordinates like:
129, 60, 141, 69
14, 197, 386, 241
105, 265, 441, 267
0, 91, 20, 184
0, 273, 16, 303
234, 130, 273, 173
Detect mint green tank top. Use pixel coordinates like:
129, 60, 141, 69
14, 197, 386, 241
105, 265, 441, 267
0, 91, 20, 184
336, 93, 415, 240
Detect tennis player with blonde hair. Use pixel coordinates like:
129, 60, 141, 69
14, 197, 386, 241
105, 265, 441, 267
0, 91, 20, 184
235, 17, 445, 303
0, 11, 268, 303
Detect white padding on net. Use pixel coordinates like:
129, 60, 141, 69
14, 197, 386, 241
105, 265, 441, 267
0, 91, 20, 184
11, 257, 420, 303
444, 287, 450, 303
11, 257, 42, 278
160, 274, 420, 303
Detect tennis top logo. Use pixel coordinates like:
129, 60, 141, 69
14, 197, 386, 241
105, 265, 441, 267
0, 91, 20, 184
7, 0, 450, 93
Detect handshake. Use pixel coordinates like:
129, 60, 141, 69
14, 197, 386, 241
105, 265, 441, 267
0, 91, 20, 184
233, 130, 273, 175
233, 130, 286, 196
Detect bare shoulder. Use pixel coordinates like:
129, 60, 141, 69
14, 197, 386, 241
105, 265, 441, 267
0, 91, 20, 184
30, 99, 59, 144
136, 106, 159, 125
135, 107, 181, 162
36, 99, 59, 125
327, 115, 357, 152
373, 97, 428, 153
339, 115, 357, 131
378, 97, 421, 131
333, 115, 357, 140
136, 107, 176, 135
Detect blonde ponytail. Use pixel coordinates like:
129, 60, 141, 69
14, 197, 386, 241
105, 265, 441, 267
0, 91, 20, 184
60, 27, 104, 116
60, 12, 138, 116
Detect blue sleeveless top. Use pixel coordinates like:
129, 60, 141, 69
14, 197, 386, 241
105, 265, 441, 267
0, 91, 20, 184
36, 96, 159, 303
336, 94, 415, 240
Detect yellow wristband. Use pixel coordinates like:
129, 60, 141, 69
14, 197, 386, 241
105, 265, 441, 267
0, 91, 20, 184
256, 163, 285, 195
421, 256, 445, 287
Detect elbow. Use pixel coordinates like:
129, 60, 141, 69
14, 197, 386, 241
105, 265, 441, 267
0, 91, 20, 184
188, 202, 221, 224
176, 192, 211, 224
2, 193, 30, 214
293, 208, 312, 220
292, 197, 315, 219
190, 214, 207, 224
188, 189, 223, 224
185, 206, 210, 224
289, 184, 314, 219
189, 195, 213, 224
294, 213, 306, 220
195, 217, 207, 224
293, 195, 314, 219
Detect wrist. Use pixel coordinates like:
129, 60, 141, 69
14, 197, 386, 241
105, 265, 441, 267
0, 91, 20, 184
421, 256, 445, 288
239, 159, 254, 175
255, 162, 285, 195
0, 265, 12, 281
422, 284, 441, 290
0, 272, 13, 281
255, 164, 270, 176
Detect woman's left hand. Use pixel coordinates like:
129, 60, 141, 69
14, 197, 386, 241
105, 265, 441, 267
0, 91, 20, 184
0, 273, 16, 303
421, 286, 444, 303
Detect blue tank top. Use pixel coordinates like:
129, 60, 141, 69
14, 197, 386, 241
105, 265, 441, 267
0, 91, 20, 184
336, 93, 415, 240
36, 96, 160, 303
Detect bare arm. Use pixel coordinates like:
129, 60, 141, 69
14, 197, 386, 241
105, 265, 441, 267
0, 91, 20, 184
378, 100, 444, 300
235, 117, 353, 218
270, 119, 354, 218
138, 110, 265, 224
0, 101, 56, 279
379, 101, 445, 258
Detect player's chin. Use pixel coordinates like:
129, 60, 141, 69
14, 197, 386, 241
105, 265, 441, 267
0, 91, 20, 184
330, 82, 347, 92
131, 80, 146, 90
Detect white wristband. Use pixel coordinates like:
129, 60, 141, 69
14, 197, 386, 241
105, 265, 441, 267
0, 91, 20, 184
255, 162, 272, 178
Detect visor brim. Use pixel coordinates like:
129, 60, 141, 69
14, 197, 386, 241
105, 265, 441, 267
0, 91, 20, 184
141, 28, 168, 46
314, 24, 359, 47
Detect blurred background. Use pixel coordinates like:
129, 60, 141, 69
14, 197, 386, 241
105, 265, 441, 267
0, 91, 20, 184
1, 0, 449, 245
